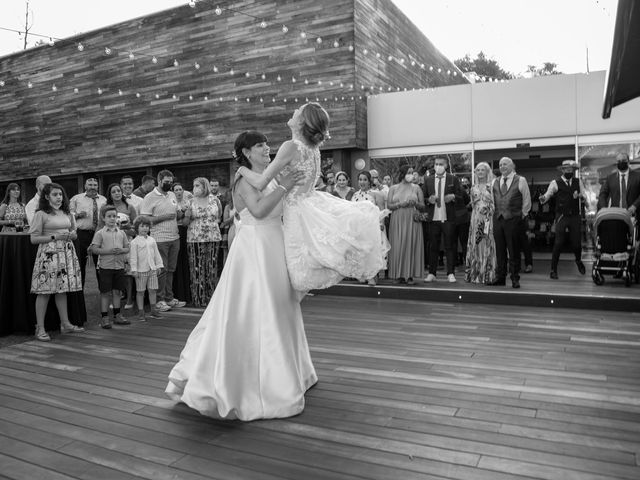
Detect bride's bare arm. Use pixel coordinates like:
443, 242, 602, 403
237, 140, 298, 191
235, 169, 304, 219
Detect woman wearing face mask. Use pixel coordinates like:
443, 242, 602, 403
166, 131, 317, 420
236, 103, 387, 294
331, 171, 355, 200
183, 177, 222, 306
465, 162, 497, 284
386, 164, 425, 284
539, 160, 586, 279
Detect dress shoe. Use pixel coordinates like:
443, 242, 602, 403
487, 278, 506, 286
550, 271, 558, 280
407, 277, 415, 285
512, 279, 521, 289
576, 261, 586, 275
524, 265, 533, 273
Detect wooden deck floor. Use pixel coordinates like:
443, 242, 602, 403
1, 296, 640, 480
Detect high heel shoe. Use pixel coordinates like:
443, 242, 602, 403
60, 323, 85, 333
35, 327, 51, 342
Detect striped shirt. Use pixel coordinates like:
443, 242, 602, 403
140, 188, 179, 242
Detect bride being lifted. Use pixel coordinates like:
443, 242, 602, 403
238, 102, 387, 294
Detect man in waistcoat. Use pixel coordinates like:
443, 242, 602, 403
539, 160, 586, 279
489, 157, 531, 289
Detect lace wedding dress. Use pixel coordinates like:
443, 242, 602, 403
165, 182, 317, 420
279, 139, 388, 292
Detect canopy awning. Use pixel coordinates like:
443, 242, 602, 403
602, 0, 640, 118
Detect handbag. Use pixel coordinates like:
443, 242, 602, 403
413, 211, 430, 223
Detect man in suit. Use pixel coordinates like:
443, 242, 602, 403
597, 153, 640, 214
489, 157, 531, 289
422, 157, 463, 283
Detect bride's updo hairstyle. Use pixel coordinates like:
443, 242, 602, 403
233, 130, 268, 170
299, 102, 330, 146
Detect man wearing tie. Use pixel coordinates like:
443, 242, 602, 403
120, 175, 143, 214
489, 157, 531, 289
539, 160, 586, 279
70, 177, 107, 287
422, 157, 462, 283
597, 153, 640, 214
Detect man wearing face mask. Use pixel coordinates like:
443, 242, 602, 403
140, 170, 186, 312
597, 153, 640, 215
539, 160, 586, 279
422, 157, 462, 283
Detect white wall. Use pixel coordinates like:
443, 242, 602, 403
367, 71, 640, 154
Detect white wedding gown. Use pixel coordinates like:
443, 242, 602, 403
281, 139, 388, 292
165, 183, 317, 420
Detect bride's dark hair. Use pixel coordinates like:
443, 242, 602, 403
233, 130, 268, 170
300, 102, 330, 146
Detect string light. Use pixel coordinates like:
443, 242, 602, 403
51, 84, 57, 92
188, 0, 196, 8
260, 21, 267, 29
215, 6, 222, 15
152, 56, 158, 64
194, 62, 200, 70
77, 43, 84, 51
128, 52, 135, 60
104, 47, 112, 55
282, 25, 288, 34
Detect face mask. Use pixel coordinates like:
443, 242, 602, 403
404, 174, 414, 183
618, 161, 629, 171
563, 172, 574, 179
161, 183, 172, 192
434, 165, 446, 175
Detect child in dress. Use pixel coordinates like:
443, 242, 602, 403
91, 205, 131, 329
129, 216, 164, 321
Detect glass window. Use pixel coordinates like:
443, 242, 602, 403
370, 152, 472, 187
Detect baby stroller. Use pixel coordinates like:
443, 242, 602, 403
592, 207, 640, 286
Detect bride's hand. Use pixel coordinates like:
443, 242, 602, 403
279, 170, 305, 191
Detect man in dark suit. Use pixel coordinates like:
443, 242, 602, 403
597, 153, 640, 215
422, 157, 463, 283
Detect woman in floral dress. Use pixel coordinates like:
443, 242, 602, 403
185, 177, 222, 306
465, 162, 497, 284
0, 183, 27, 232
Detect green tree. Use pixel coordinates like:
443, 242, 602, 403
526, 62, 562, 76
454, 51, 513, 80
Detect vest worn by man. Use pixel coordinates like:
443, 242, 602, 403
554, 176, 580, 217
493, 175, 523, 220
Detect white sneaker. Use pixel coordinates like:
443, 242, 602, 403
447, 273, 457, 283
124, 303, 134, 310
424, 274, 436, 282
167, 299, 186, 308
156, 301, 172, 312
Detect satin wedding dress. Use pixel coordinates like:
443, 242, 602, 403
280, 139, 388, 292
165, 183, 317, 420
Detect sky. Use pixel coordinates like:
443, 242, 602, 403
0, 0, 618, 76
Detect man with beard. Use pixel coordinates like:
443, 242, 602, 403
539, 160, 586, 279
70, 177, 107, 286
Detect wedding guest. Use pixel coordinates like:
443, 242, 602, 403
465, 162, 497, 284
489, 157, 531, 289
332, 171, 355, 200
139, 170, 186, 312
172, 182, 192, 305
422, 157, 462, 283
132, 175, 155, 200
597, 152, 640, 213
220, 193, 239, 267
539, 159, 586, 279
387, 164, 425, 284
29, 183, 84, 341
352, 171, 388, 285
325, 170, 336, 194
454, 177, 472, 267
70, 177, 107, 287
209, 178, 226, 211
129, 217, 164, 321
0, 183, 27, 232
91, 205, 131, 329
120, 175, 143, 213
185, 177, 223, 307
25, 175, 51, 225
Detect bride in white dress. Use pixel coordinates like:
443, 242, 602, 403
238, 102, 388, 294
165, 131, 317, 421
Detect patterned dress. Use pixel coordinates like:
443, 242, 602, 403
1, 202, 27, 232
465, 183, 497, 284
187, 195, 222, 306
29, 210, 83, 294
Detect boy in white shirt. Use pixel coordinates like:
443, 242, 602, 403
129, 216, 164, 321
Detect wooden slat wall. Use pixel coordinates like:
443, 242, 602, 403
0, 0, 464, 182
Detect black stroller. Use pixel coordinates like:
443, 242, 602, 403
592, 207, 640, 286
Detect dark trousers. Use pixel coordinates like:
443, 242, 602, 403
494, 216, 521, 281
428, 221, 456, 275
519, 218, 533, 266
75, 229, 98, 287
421, 222, 430, 270
551, 214, 582, 271
455, 222, 470, 265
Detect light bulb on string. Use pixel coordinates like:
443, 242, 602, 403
172, 94, 178, 99
282, 25, 288, 34
376, 52, 381, 58
304, 79, 309, 84
363, 48, 368, 54
292, 76, 296, 83
219, 97, 223, 101
318, 80, 322, 85
294, 98, 298, 103
0, 80, 4, 87
447, 69, 450, 75
272, 98, 275, 103
316, 37, 322, 44
420, 63, 425, 69
429, 65, 433, 71
437, 68, 442, 73
48, 37, 55, 46
189, 0, 196, 8
230, 68, 235, 75
387, 55, 393, 61
333, 40, 339, 48
215, 6, 222, 15
118, 89, 123, 95
155, 93, 160, 99
348, 44, 354, 52
260, 97, 263, 102
300, 31, 307, 39
305, 97, 309, 102
261, 73, 266, 80
411, 60, 415, 66
260, 20, 267, 29
400, 58, 405, 64
77, 43, 84, 51
51, 84, 57, 92
129, 52, 135, 60
136, 92, 141, 98
188, 95, 193, 100
194, 62, 200, 70
98, 88, 103, 95
453, 71, 457, 76
152, 56, 158, 64
174, 59, 179, 67
27, 81, 33, 88
204, 95, 208, 100
246, 98, 250, 102
234, 96, 238, 101
316, 97, 319, 101
277, 75, 281, 82
283, 98, 287, 103
340, 82, 344, 87
74, 88, 79, 94
245, 72, 251, 78
329, 81, 334, 86
213, 65, 218, 73
104, 47, 112, 55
